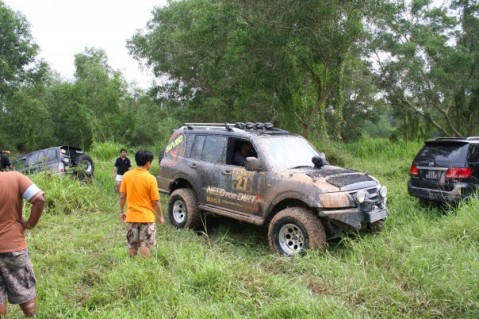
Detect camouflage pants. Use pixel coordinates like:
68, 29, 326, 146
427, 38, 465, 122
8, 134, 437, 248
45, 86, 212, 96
0, 249, 36, 305
126, 223, 156, 249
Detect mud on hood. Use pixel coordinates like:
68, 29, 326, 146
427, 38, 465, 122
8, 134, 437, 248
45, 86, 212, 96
303, 166, 378, 191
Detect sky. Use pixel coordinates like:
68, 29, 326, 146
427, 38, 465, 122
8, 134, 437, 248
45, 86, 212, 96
3, 0, 167, 89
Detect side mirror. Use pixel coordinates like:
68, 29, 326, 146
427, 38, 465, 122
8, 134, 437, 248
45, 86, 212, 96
245, 157, 262, 171
312, 153, 329, 169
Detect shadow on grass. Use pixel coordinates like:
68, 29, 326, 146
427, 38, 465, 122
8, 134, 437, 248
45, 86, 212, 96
190, 214, 368, 257
193, 214, 269, 253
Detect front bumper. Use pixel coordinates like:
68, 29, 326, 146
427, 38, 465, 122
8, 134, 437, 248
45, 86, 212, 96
318, 203, 388, 230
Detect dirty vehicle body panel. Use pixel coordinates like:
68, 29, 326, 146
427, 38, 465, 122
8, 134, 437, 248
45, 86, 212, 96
158, 123, 388, 254
408, 137, 479, 203
12, 146, 94, 179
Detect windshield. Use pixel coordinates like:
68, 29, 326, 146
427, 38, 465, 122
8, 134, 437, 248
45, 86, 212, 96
257, 135, 319, 170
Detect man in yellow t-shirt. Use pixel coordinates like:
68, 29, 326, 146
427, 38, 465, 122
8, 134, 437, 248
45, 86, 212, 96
119, 150, 164, 257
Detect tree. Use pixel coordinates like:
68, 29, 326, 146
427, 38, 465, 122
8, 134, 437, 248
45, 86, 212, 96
73, 48, 129, 143
370, 0, 479, 138
0, 1, 53, 151
0, 1, 43, 98
47, 82, 93, 148
327, 56, 388, 141
128, 0, 375, 138
4, 89, 53, 151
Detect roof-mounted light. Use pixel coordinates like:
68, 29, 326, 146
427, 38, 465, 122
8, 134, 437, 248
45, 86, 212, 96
255, 122, 264, 129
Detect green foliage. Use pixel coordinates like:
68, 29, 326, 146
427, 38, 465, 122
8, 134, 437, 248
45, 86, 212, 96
370, 0, 479, 138
0, 1, 40, 97
128, 0, 383, 139
28, 171, 111, 215
4, 89, 53, 151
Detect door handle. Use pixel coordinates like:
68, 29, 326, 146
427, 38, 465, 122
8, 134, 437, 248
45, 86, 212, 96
223, 170, 232, 175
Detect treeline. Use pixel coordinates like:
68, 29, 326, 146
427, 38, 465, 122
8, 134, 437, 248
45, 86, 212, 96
0, 2, 177, 152
1, 0, 478, 153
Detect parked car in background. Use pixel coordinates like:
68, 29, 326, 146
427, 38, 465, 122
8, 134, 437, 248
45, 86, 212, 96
12, 146, 94, 180
408, 137, 479, 203
158, 122, 388, 256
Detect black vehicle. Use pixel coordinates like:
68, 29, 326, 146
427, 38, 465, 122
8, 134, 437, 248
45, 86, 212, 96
12, 146, 94, 180
158, 122, 388, 256
408, 137, 479, 203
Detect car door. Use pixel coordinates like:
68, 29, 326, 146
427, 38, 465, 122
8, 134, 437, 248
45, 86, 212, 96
25, 151, 45, 173
189, 134, 228, 206
215, 138, 265, 215
12, 155, 27, 173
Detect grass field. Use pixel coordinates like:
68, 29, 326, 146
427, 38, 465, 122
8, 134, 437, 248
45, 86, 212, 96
9, 139, 479, 318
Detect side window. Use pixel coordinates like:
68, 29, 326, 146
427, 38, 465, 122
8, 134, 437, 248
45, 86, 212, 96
191, 135, 206, 160
228, 139, 256, 166
201, 136, 227, 163
468, 145, 479, 162
45, 148, 57, 161
27, 152, 44, 165
13, 156, 27, 170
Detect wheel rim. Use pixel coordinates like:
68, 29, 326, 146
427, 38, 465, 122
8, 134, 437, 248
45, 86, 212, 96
79, 161, 92, 174
172, 199, 187, 224
83, 162, 92, 174
278, 223, 305, 255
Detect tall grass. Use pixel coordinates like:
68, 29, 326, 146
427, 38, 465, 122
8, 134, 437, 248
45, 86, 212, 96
8, 140, 478, 318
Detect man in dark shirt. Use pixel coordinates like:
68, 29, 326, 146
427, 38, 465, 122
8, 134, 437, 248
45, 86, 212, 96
113, 148, 131, 193
232, 142, 254, 166
0, 149, 12, 171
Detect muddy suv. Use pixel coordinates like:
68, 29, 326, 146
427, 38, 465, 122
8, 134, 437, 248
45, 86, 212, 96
12, 146, 94, 180
158, 123, 388, 256
408, 137, 479, 203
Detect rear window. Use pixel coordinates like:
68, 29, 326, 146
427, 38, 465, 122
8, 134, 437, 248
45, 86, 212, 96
417, 143, 467, 162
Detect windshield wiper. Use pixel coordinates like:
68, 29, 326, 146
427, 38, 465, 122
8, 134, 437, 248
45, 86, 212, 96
289, 165, 312, 169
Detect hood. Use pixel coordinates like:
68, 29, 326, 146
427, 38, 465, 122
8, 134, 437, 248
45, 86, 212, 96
295, 166, 378, 191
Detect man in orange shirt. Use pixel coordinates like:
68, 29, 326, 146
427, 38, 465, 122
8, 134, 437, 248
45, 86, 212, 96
0, 170, 45, 318
119, 150, 164, 257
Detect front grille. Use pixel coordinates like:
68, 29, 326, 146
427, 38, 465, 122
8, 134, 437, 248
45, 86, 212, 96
350, 187, 379, 202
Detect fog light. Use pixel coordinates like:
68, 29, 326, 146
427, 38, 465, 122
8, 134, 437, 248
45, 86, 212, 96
379, 186, 388, 198
355, 190, 367, 204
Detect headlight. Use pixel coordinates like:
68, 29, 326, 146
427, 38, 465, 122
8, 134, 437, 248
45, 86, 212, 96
379, 186, 388, 198
355, 190, 367, 204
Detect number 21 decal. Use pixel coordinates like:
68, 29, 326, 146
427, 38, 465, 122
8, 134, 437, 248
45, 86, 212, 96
235, 176, 249, 191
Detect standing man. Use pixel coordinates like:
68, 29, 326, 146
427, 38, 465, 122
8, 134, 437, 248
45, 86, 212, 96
119, 150, 164, 258
0, 169, 45, 318
113, 148, 131, 193
0, 149, 12, 171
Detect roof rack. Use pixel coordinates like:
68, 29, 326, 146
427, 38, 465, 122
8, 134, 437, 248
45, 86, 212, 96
183, 122, 280, 132
466, 136, 479, 140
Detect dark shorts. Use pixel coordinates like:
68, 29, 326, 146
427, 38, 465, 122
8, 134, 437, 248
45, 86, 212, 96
126, 223, 156, 249
0, 249, 36, 305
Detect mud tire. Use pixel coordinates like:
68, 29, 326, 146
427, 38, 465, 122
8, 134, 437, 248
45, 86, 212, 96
168, 188, 201, 229
268, 207, 326, 256
74, 154, 94, 180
